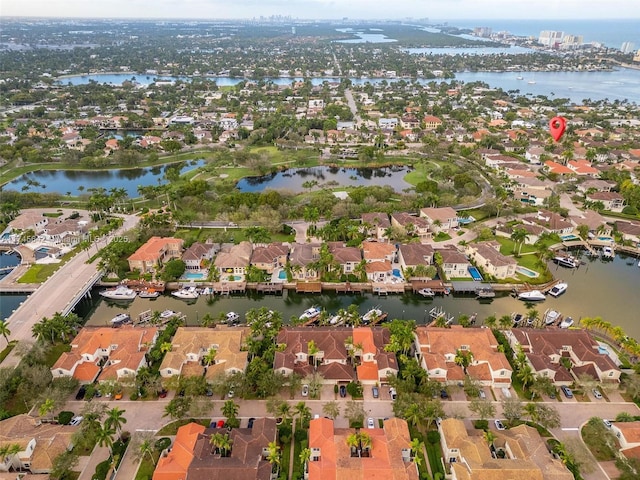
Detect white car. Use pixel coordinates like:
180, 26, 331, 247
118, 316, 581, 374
69, 416, 83, 426
367, 417, 375, 429
603, 419, 612, 428
592, 388, 603, 399
302, 384, 309, 397
389, 387, 397, 400
494, 419, 506, 431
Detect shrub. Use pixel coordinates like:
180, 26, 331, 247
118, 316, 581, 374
346, 381, 363, 398
58, 411, 74, 425
155, 437, 171, 451
474, 420, 489, 430
427, 430, 441, 444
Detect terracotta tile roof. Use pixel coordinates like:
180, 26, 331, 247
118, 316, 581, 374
365, 260, 392, 273
128, 236, 184, 262
289, 243, 320, 267
182, 242, 215, 261
250, 243, 290, 264
330, 246, 362, 264
420, 207, 457, 223
398, 243, 434, 267
437, 247, 469, 265
362, 242, 396, 261
391, 213, 430, 229
362, 212, 390, 228
153, 422, 205, 480
468, 242, 517, 268
214, 241, 252, 268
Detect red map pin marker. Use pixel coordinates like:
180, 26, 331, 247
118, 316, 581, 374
549, 116, 566, 142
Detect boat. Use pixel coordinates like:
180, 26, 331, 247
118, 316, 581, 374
527, 79, 536, 84
138, 289, 160, 298
602, 246, 614, 257
100, 286, 137, 301
548, 282, 568, 297
225, 312, 240, 325
160, 310, 176, 319
553, 255, 579, 268
476, 288, 495, 299
543, 308, 562, 326
518, 290, 546, 301
560, 317, 574, 328
299, 306, 322, 321
638, 260, 640, 267
172, 286, 199, 299
329, 313, 346, 326
516, 75, 524, 80
111, 313, 131, 325
511, 312, 524, 327
418, 288, 435, 298
362, 307, 384, 324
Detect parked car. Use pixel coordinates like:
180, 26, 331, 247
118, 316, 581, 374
561, 386, 573, 399
69, 416, 83, 426
206, 389, 213, 397
367, 417, 375, 429
339, 385, 347, 398
494, 419, 506, 431
114, 391, 123, 400
302, 384, 309, 397
603, 419, 612, 428
247, 418, 255, 429
389, 387, 397, 400
75, 386, 86, 401
440, 389, 449, 399
372, 386, 379, 399
227, 390, 234, 399
592, 388, 603, 399
158, 389, 168, 398
479, 390, 486, 399
217, 420, 225, 428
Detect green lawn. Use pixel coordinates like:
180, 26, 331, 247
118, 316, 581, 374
0, 341, 16, 363
18, 246, 83, 283
581, 419, 618, 461
156, 418, 209, 436
495, 237, 538, 256
44, 343, 72, 367
135, 451, 160, 480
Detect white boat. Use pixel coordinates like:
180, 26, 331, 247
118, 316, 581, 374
543, 309, 561, 326
516, 75, 524, 80
362, 307, 384, 324
172, 286, 199, 299
100, 286, 137, 301
111, 313, 131, 325
527, 80, 536, 84
329, 314, 345, 326
602, 246, 614, 257
553, 256, 579, 268
418, 288, 435, 298
138, 289, 160, 298
560, 317, 574, 328
160, 310, 176, 319
299, 306, 322, 320
638, 260, 640, 267
476, 288, 495, 299
511, 312, 524, 327
518, 290, 546, 301
225, 312, 240, 324
548, 282, 568, 297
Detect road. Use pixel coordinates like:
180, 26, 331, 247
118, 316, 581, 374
0, 214, 140, 366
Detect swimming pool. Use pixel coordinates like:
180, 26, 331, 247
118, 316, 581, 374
183, 272, 206, 280
516, 266, 539, 278
468, 266, 483, 281
597, 236, 613, 242
278, 270, 287, 280
392, 269, 402, 278
36, 247, 50, 254
560, 234, 580, 241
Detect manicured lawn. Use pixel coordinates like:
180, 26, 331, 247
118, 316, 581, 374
425, 437, 444, 478
135, 451, 160, 480
44, 343, 72, 368
495, 237, 538, 256
156, 419, 209, 436
0, 341, 16, 363
18, 246, 83, 283
581, 419, 618, 461
433, 232, 452, 242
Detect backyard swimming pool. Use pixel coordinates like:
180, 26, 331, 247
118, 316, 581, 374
560, 234, 580, 241
36, 247, 51, 254
516, 266, 539, 278
468, 266, 483, 281
182, 272, 206, 280
278, 270, 287, 280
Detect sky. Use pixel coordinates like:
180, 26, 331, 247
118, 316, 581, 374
2, 0, 640, 20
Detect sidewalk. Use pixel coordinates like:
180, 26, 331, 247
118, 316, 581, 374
78, 445, 110, 480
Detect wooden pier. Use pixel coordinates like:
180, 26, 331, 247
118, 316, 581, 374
372, 283, 405, 295
211, 282, 246, 294
296, 282, 322, 293
123, 280, 166, 292
252, 283, 284, 294
410, 280, 449, 295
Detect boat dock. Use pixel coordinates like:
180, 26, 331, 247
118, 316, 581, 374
123, 280, 166, 292
410, 280, 449, 295
372, 283, 405, 296
449, 280, 495, 296
428, 306, 455, 326
296, 282, 322, 293
251, 283, 284, 294
513, 279, 562, 295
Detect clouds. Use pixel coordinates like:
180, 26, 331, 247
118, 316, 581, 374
2, 0, 639, 20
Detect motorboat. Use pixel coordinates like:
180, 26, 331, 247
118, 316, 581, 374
111, 313, 131, 325
329, 313, 347, 326
100, 286, 137, 301
516, 75, 524, 80
560, 317, 574, 328
548, 282, 568, 297
553, 255, 579, 268
138, 289, 160, 298
543, 309, 561, 326
602, 246, 614, 257
511, 312, 524, 327
476, 288, 495, 299
418, 288, 435, 298
160, 310, 176, 319
225, 312, 240, 325
518, 290, 546, 301
362, 307, 384, 324
172, 286, 199, 299
299, 306, 322, 320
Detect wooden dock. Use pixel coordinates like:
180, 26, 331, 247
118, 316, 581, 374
410, 280, 449, 295
252, 283, 284, 294
123, 280, 166, 292
211, 282, 246, 294
296, 282, 322, 293
372, 283, 405, 295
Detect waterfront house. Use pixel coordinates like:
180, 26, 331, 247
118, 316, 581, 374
361, 212, 391, 241
362, 241, 396, 263
414, 326, 512, 387
41, 219, 89, 245
214, 241, 252, 277
507, 329, 621, 386
250, 242, 290, 274
615, 221, 640, 244
51, 326, 159, 384
569, 210, 609, 235
159, 327, 248, 380
439, 418, 573, 480
365, 260, 394, 283
464, 242, 517, 280
0, 415, 75, 475
306, 417, 418, 480
436, 246, 471, 279
182, 242, 217, 272
522, 210, 574, 235
397, 243, 434, 273
274, 327, 355, 384
390, 213, 431, 240
7, 212, 49, 235
495, 223, 544, 245
327, 243, 362, 276
289, 243, 321, 281
128, 236, 184, 273
586, 191, 625, 212
420, 207, 459, 232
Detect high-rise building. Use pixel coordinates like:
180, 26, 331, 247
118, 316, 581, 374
538, 30, 564, 47
473, 27, 492, 38
621, 42, 636, 54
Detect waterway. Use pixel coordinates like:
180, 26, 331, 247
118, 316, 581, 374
0, 252, 25, 321
236, 166, 413, 193
405, 46, 534, 55
3, 160, 205, 196
57, 70, 640, 104
79, 252, 640, 340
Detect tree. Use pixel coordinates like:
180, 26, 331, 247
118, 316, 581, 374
510, 227, 529, 256
344, 400, 366, 426
104, 407, 127, 435
50, 450, 79, 479
39, 398, 56, 418
501, 396, 523, 425
132, 433, 156, 465
266, 441, 281, 474
161, 259, 186, 281
0, 321, 10, 343
95, 424, 115, 456
322, 401, 340, 420
222, 400, 239, 421
299, 447, 311, 473
517, 364, 536, 389
203, 348, 217, 367
163, 397, 191, 420
468, 397, 496, 421
293, 401, 311, 428
526, 403, 561, 429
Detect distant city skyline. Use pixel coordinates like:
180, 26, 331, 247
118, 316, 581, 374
2, 0, 640, 21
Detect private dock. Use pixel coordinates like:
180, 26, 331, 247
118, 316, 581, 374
410, 280, 449, 295
252, 283, 284, 294
296, 282, 322, 293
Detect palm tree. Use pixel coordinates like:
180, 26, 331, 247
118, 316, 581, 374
307, 340, 320, 369
403, 403, 424, 428
200, 313, 216, 328
266, 441, 281, 474
510, 228, 529, 256
209, 432, 226, 455
299, 447, 311, 474
293, 401, 311, 428
222, 400, 239, 421
524, 403, 538, 423
105, 407, 127, 435
95, 424, 115, 456
0, 444, 21, 465
137, 437, 155, 465
149, 311, 162, 326
484, 315, 498, 329
498, 315, 513, 330
203, 348, 217, 366
410, 437, 424, 463
322, 401, 340, 420
483, 430, 496, 446
160, 342, 172, 354
38, 398, 55, 418
0, 321, 10, 343
517, 364, 535, 389
275, 402, 292, 423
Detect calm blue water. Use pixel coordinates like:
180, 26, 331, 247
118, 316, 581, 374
448, 19, 640, 49
406, 46, 534, 55
0, 294, 28, 320
4, 160, 205, 196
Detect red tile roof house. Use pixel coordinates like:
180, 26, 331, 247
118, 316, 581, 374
610, 421, 640, 461
352, 327, 399, 385
250, 242, 290, 274
306, 417, 419, 480
51, 326, 158, 384
128, 236, 184, 273
274, 327, 356, 384
586, 191, 625, 212
615, 221, 640, 244
436, 246, 472, 279
507, 329, 621, 386
464, 242, 517, 280
328, 243, 362, 276
390, 213, 431, 240
414, 326, 512, 387
182, 242, 217, 272
361, 212, 391, 242
288, 243, 321, 281
420, 207, 459, 232
214, 241, 253, 277
521, 210, 574, 235
397, 243, 434, 274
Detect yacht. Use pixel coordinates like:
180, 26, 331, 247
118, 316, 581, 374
160, 310, 177, 319
111, 313, 131, 325
559, 317, 574, 329
543, 309, 562, 326
299, 306, 322, 321
418, 288, 435, 298
362, 307, 384, 324
476, 288, 495, 299
548, 282, 568, 297
518, 290, 546, 301
602, 246, 614, 257
138, 289, 160, 298
172, 286, 199, 299
225, 312, 240, 325
516, 75, 524, 80
511, 312, 524, 327
100, 286, 137, 301
553, 255, 579, 268
329, 313, 346, 326
527, 79, 536, 84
